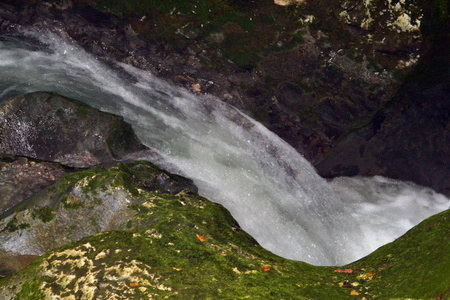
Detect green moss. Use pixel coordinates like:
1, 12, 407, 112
33, 206, 56, 223
78, 0, 306, 70
2, 217, 30, 232
1, 161, 448, 299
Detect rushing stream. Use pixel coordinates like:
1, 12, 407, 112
0, 30, 448, 266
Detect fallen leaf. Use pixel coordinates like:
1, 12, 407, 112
261, 265, 270, 272
334, 268, 353, 274
366, 272, 375, 278
436, 294, 443, 300
192, 83, 201, 92
196, 234, 206, 242
173, 267, 182, 272
130, 282, 139, 287
221, 253, 227, 257
350, 290, 359, 295
130, 229, 134, 233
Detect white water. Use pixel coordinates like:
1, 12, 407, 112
0, 31, 448, 266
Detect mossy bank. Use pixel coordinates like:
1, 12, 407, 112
0, 161, 448, 299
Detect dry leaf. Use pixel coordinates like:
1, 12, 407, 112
261, 265, 270, 272
192, 83, 201, 92
366, 272, 375, 277
350, 290, 359, 295
173, 267, 182, 271
130, 282, 139, 287
196, 234, 206, 242
334, 268, 353, 274
221, 253, 227, 257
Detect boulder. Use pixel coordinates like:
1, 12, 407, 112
0, 92, 147, 168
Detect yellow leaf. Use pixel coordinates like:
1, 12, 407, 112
196, 234, 206, 242
192, 83, 201, 92
173, 267, 182, 271
350, 290, 359, 295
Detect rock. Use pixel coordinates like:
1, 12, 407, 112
0, 161, 198, 260
0, 92, 147, 168
0, 155, 67, 218
0, 0, 447, 195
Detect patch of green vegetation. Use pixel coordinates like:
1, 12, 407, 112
13, 280, 46, 300
33, 206, 56, 223
2, 217, 30, 232
61, 195, 85, 209
78, 0, 306, 70
1, 158, 448, 299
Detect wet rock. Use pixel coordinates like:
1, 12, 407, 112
0, 0, 446, 195
0, 92, 147, 168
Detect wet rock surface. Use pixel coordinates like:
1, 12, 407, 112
0, 91, 147, 168
0, 0, 447, 194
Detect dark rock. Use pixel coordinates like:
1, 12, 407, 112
0, 155, 67, 218
0, 0, 447, 196
0, 92, 147, 168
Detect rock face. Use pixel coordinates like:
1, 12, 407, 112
0, 0, 446, 195
0, 156, 67, 217
0, 92, 147, 168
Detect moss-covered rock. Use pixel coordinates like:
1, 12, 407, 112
0, 161, 197, 261
0, 159, 448, 298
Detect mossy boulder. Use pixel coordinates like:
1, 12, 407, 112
0, 161, 197, 269
0, 159, 448, 299
0, 92, 147, 168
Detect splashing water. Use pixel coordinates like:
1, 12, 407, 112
0, 31, 448, 265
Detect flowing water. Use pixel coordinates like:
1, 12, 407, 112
0, 30, 448, 266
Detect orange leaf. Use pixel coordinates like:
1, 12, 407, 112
342, 269, 353, 274
366, 272, 375, 277
350, 290, 359, 295
261, 265, 270, 272
196, 234, 206, 242
333, 269, 343, 273
192, 83, 201, 92
130, 282, 139, 287
221, 253, 227, 257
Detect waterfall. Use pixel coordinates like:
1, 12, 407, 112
0, 31, 448, 266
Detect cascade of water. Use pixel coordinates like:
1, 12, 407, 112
0, 31, 448, 265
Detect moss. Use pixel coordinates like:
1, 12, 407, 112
1, 161, 448, 299
60, 195, 84, 209
33, 206, 56, 223
77, 0, 306, 70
